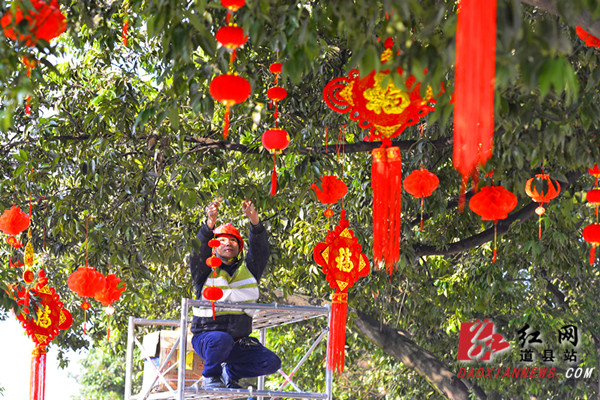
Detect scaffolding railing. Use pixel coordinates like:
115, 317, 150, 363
124, 298, 333, 400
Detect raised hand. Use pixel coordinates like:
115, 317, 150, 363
241, 200, 260, 226
206, 201, 220, 229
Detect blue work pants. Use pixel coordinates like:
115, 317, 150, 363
192, 331, 281, 381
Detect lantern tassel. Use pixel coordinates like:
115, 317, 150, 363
538, 214, 542, 240
107, 313, 111, 341
30, 346, 46, 400
222, 106, 231, 139
591, 245, 597, 266
328, 292, 348, 375
371, 148, 388, 268
211, 301, 216, 320
386, 147, 402, 277
458, 175, 468, 213
420, 198, 424, 232
493, 222, 498, 263
270, 154, 277, 195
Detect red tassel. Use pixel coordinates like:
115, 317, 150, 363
122, 20, 129, 46
223, 106, 231, 139
492, 222, 497, 263
386, 147, 402, 277
538, 215, 542, 240
453, 0, 497, 205
328, 292, 348, 375
591, 245, 596, 266
270, 154, 277, 195
30, 347, 46, 400
211, 301, 216, 320
371, 148, 388, 267
420, 198, 424, 232
107, 313, 111, 341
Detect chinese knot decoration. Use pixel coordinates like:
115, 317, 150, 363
313, 210, 370, 374
262, 62, 290, 195
93, 273, 126, 340
576, 26, 600, 48
453, 0, 497, 210
311, 175, 348, 218
469, 175, 517, 263
583, 164, 600, 265
11, 269, 72, 400
203, 238, 224, 319
209, 0, 251, 139
323, 37, 436, 276
0, 0, 66, 46
524, 169, 561, 239
0, 205, 30, 248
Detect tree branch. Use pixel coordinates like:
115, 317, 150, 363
413, 171, 583, 257
520, 0, 600, 38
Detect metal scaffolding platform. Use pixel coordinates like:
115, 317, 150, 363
124, 298, 333, 400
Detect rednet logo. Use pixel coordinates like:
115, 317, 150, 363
457, 319, 510, 361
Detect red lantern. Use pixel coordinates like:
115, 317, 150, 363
269, 62, 282, 75
67, 266, 106, 334
267, 86, 287, 102
469, 183, 517, 262
583, 224, 600, 265
588, 189, 600, 216
262, 129, 290, 195
312, 210, 370, 374
403, 168, 439, 231
311, 175, 348, 217
453, 0, 497, 210
524, 172, 561, 239
590, 164, 600, 185
576, 26, 600, 48
209, 73, 251, 139
0, 205, 30, 236
94, 274, 126, 340
221, 0, 245, 12
0, 0, 66, 46
323, 39, 436, 275
216, 25, 248, 49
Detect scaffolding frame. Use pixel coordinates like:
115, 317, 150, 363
124, 298, 333, 400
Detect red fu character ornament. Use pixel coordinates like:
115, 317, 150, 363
323, 37, 437, 276
524, 169, 561, 239
469, 173, 517, 263
313, 210, 370, 374
12, 269, 72, 400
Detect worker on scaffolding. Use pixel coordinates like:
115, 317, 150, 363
189, 199, 281, 389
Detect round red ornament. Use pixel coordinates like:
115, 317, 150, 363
0, 205, 30, 236
267, 86, 287, 101
525, 172, 561, 239
469, 184, 517, 262
311, 175, 348, 217
403, 168, 439, 231
0, 0, 66, 46
94, 274, 126, 306
221, 0, 245, 11
215, 25, 248, 49
209, 73, 251, 139
67, 266, 106, 299
203, 286, 224, 302
269, 63, 282, 74
262, 129, 290, 154
206, 256, 222, 268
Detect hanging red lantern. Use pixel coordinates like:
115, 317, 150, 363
216, 25, 248, 49
221, 0, 245, 12
453, 0, 497, 211
0, 0, 66, 46
261, 129, 290, 195
590, 164, 600, 185
323, 38, 436, 276
0, 205, 30, 248
269, 62, 282, 75
67, 266, 106, 334
94, 273, 126, 340
469, 182, 517, 262
524, 171, 561, 239
203, 240, 224, 319
576, 26, 600, 48
267, 86, 287, 102
312, 210, 370, 374
311, 175, 348, 217
588, 189, 600, 216
583, 224, 600, 265
209, 73, 251, 139
403, 168, 439, 231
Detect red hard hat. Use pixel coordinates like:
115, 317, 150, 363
213, 223, 244, 251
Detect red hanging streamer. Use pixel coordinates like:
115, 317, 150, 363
30, 347, 46, 400
453, 0, 497, 210
328, 292, 348, 374
270, 154, 277, 195
371, 146, 401, 276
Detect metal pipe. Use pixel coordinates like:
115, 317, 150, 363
124, 316, 135, 399
277, 328, 328, 392
177, 298, 189, 400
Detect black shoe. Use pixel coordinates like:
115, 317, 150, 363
204, 376, 225, 389
222, 367, 242, 389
